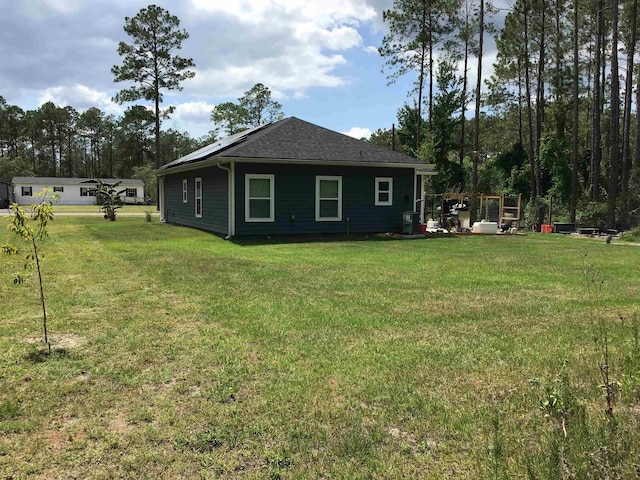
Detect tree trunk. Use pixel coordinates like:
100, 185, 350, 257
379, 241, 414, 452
524, 0, 537, 200
428, 10, 434, 131
570, 0, 579, 223
635, 71, 640, 183
535, 0, 546, 199
459, 35, 469, 166
518, 59, 524, 145
592, 0, 604, 201
621, 0, 637, 227
472, 0, 484, 192
607, 0, 620, 228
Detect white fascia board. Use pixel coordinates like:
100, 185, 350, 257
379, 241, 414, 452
227, 157, 431, 170
156, 157, 436, 176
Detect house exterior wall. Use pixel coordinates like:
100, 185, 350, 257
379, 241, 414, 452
0, 182, 11, 206
234, 163, 416, 236
13, 182, 143, 206
163, 165, 228, 234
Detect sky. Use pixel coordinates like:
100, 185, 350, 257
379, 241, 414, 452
0, 0, 508, 142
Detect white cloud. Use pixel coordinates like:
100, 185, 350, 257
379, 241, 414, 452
171, 101, 215, 125
364, 45, 379, 55
342, 127, 372, 139
188, 53, 349, 99
185, 0, 376, 97
189, 0, 376, 26
38, 84, 122, 114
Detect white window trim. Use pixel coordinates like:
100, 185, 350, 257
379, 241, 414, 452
245, 174, 275, 222
195, 177, 202, 218
315, 175, 342, 222
182, 179, 187, 203
375, 177, 393, 206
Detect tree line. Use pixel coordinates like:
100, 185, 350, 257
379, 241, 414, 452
0, 97, 205, 200
372, 0, 640, 229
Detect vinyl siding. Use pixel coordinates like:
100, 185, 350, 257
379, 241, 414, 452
164, 166, 228, 234
234, 163, 415, 236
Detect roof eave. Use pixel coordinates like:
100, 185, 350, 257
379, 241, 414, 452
157, 156, 435, 176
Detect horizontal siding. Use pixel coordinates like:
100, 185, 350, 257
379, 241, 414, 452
234, 163, 415, 236
164, 166, 228, 234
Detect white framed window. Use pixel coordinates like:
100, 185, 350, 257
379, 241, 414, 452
22, 187, 32, 196
126, 188, 136, 197
375, 177, 393, 206
182, 179, 187, 203
80, 187, 95, 197
195, 177, 202, 218
245, 174, 274, 222
315, 176, 342, 221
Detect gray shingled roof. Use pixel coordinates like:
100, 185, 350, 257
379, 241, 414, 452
159, 117, 431, 171
12, 177, 144, 186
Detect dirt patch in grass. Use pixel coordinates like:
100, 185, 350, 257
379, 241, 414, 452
23, 333, 87, 349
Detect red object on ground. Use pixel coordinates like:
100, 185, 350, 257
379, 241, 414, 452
541, 224, 553, 233
419, 223, 427, 234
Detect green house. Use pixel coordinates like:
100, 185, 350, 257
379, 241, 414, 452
157, 117, 434, 237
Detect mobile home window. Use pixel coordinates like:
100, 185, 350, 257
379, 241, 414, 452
22, 187, 32, 196
315, 176, 342, 221
195, 177, 202, 218
53, 186, 64, 193
80, 187, 95, 197
182, 179, 187, 203
375, 177, 393, 206
245, 174, 274, 222
126, 188, 136, 197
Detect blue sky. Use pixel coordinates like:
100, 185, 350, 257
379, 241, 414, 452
0, 0, 504, 141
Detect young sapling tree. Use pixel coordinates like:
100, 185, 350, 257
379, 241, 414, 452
2, 189, 59, 354
91, 179, 125, 221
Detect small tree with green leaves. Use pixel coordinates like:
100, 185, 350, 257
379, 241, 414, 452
91, 179, 125, 221
2, 190, 59, 354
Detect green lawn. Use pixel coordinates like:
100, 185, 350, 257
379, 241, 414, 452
1, 217, 639, 478
47, 205, 157, 214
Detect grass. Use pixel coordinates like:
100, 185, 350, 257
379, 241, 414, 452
38, 204, 157, 214
1, 217, 639, 478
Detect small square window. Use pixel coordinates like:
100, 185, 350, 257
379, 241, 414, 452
126, 188, 136, 197
375, 177, 393, 206
22, 187, 32, 196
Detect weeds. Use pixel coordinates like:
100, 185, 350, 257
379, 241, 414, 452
486, 259, 640, 478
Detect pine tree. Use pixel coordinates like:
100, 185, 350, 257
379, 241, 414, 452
112, 5, 195, 170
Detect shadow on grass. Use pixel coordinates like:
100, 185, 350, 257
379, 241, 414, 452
25, 347, 69, 363
231, 233, 461, 247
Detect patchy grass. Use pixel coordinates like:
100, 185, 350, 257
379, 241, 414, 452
44, 204, 156, 214
1, 217, 639, 478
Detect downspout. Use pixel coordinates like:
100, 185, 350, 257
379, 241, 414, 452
413, 169, 418, 214
217, 162, 234, 239
158, 176, 165, 222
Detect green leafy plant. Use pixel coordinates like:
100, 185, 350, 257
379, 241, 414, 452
91, 179, 124, 221
539, 362, 585, 437
2, 189, 59, 353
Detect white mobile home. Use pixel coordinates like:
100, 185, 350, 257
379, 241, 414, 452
12, 177, 145, 206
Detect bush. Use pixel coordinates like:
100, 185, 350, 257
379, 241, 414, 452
576, 201, 608, 228
621, 226, 640, 242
